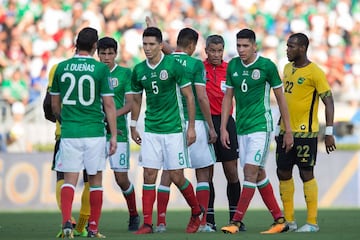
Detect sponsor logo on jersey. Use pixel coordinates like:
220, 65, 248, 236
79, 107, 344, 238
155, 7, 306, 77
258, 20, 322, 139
252, 69, 260, 80
233, 72, 238, 77
159, 70, 168, 80
141, 76, 147, 81
151, 72, 157, 78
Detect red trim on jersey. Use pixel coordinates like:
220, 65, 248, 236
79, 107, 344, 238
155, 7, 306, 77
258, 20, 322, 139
204, 59, 233, 115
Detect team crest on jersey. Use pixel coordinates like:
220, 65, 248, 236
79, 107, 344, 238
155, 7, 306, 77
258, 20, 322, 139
159, 70, 168, 80
108, 77, 114, 90
111, 77, 119, 87
252, 69, 260, 80
297, 77, 305, 84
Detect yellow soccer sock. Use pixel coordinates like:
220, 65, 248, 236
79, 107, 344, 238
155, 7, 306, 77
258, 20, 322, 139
304, 178, 318, 225
56, 180, 64, 211
76, 182, 90, 232
279, 178, 295, 222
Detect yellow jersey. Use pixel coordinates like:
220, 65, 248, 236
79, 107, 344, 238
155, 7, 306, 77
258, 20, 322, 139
281, 62, 331, 137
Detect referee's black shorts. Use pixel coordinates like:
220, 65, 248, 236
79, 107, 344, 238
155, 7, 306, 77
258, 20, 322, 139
212, 115, 239, 162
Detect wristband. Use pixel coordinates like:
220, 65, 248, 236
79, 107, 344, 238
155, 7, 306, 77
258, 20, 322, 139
325, 126, 333, 135
130, 120, 137, 128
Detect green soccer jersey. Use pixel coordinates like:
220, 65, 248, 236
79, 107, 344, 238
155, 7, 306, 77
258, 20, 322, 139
106, 65, 132, 142
50, 55, 114, 138
131, 54, 191, 133
172, 52, 206, 121
226, 54, 282, 135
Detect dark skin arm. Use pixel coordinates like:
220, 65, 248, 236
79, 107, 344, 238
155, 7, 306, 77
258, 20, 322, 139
321, 94, 336, 154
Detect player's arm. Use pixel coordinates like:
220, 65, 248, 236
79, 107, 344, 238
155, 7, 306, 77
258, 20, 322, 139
321, 92, 336, 154
181, 85, 196, 146
51, 94, 61, 123
195, 84, 217, 143
220, 87, 233, 149
130, 93, 142, 145
273, 87, 293, 153
117, 93, 133, 116
103, 95, 117, 155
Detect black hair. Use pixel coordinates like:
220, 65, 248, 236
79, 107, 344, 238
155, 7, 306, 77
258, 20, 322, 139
289, 33, 309, 50
97, 37, 118, 52
75, 27, 98, 52
177, 27, 198, 48
143, 27, 162, 43
236, 29, 256, 43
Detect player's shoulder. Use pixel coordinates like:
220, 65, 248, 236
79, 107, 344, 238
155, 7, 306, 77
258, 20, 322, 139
113, 64, 132, 74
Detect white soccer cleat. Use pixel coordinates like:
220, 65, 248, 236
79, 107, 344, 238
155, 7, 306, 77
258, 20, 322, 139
287, 221, 298, 232
295, 223, 319, 232
154, 223, 166, 233
197, 224, 216, 233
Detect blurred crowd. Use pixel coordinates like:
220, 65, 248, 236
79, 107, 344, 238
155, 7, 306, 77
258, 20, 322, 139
0, 0, 360, 110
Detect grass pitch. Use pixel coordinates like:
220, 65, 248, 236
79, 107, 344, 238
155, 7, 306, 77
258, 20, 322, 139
0, 208, 358, 239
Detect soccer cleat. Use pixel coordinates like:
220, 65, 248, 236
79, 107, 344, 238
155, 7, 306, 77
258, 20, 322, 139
154, 223, 167, 233
287, 221, 298, 232
62, 220, 74, 239
128, 215, 140, 231
295, 223, 319, 232
73, 228, 88, 237
221, 221, 244, 234
261, 217, 289, 234
134, 224, 153, 234
87, 230, 106, 238
197, 224, 215, 232
186, 206, 204, 233
206, 222, 217, 231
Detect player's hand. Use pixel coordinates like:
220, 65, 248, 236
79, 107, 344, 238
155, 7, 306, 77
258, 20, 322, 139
108, 136, 117, 156
145, 16, 157, 28
220, 128, 230, 149
208, 127, 217, 144
187, 127, 196, 146
131, 127, 142, 145
324, 135, 336, 154
282, 131, 294, 153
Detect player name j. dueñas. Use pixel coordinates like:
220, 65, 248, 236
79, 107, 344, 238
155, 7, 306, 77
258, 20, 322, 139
64, 63, 95, 72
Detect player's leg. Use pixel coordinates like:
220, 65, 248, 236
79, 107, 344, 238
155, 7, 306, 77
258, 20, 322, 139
296, 137, 319, 232
109, 141, 139, 231
55, 138, 85, 238
276, 134, 296, 231
83, 137, 107, 238
221, 134, 259, 234
195, 167, 213, 232
114, 171, 140, 231
74, 171, 90, 236
188, 120, 216, 232
222, 160, 241, 222
156, 170, 171, 232
135, 132, 162, 234
207, 165, 216, 229
255, 132, 287, 234
170, 169, 203, 233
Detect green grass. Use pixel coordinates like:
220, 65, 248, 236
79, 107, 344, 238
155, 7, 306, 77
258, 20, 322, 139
0, 208, 359, 239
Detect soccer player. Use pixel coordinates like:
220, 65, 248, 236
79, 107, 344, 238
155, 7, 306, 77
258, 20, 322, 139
276, 33, 336, 232
97, 36, 140, 231
154, 28, 217, 233
43, 64, 90, 238
220, 29, 293, 234
50, 27, 117, 238
130, 26, 203, 234
203, 34, 244, 232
